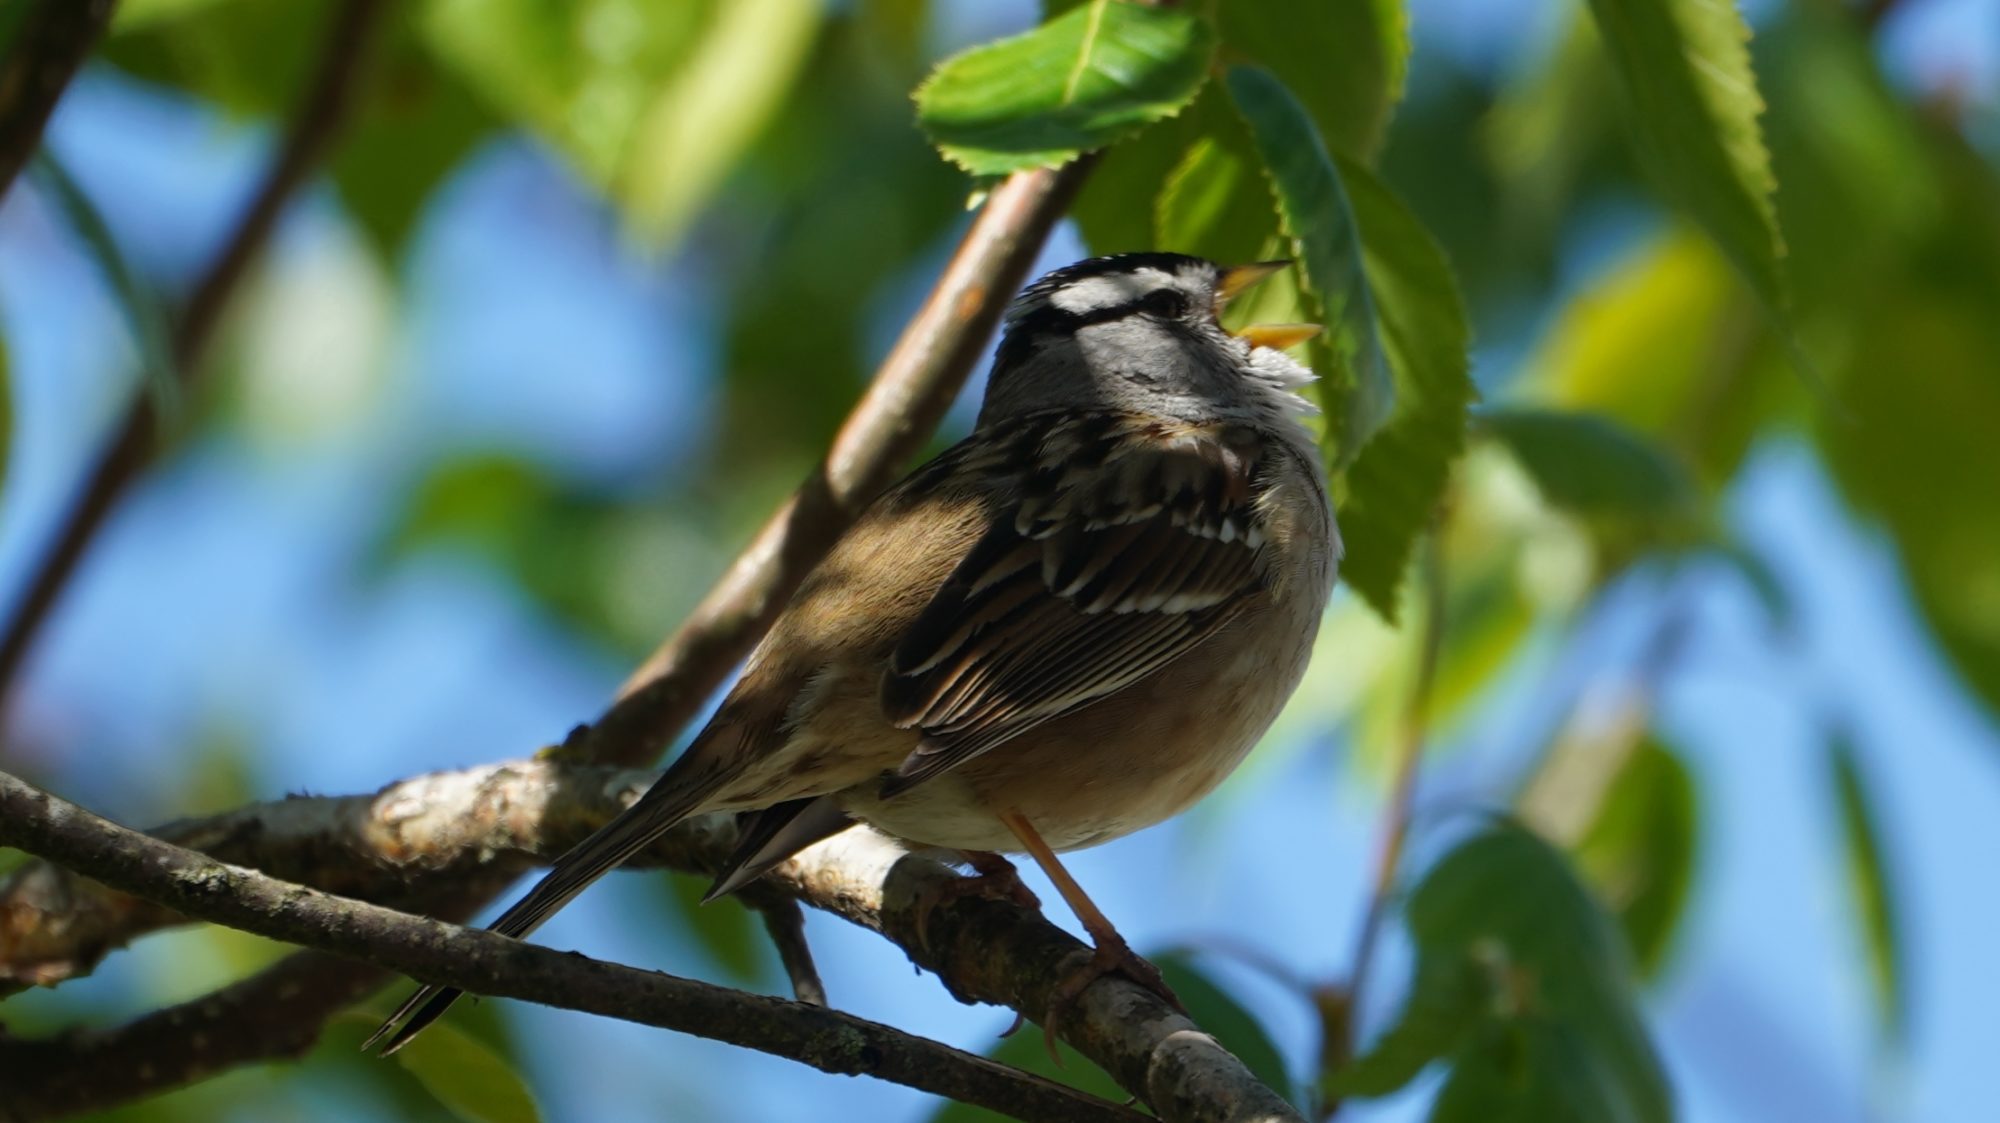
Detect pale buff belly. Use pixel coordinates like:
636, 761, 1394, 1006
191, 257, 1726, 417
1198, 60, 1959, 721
836, 591, 1324, 853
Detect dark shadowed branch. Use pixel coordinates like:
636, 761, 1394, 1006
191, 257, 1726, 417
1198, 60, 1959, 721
0, 0, 116, 198
0, 0, 390, 706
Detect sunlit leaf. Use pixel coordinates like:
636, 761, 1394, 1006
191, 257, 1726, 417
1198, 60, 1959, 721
1826, 729, 1905, 1043
1227, 65, 1392, 466
1068, 101, 1201, 254
1154, 98, 1277, 265
112, 0, 242, 31
1334, 156, 1475, 620
915, 0, 1214, 176
1480, 408, 1694, 520
1574, 738, 1698, 975
1218, 0, 1407, 160
389, 1014, 544, 1123
1334, 823, 1671, 1123
1154, 951, 1295, 1104
1583, 0, 1787, 314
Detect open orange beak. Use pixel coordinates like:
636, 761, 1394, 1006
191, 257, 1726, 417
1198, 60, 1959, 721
1216, 260, 1323, 352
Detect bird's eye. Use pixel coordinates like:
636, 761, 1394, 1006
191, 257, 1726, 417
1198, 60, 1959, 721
1140, 288, 1189, 319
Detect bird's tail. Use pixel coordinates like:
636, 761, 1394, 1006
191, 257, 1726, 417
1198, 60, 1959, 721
363, 761, 724, 1055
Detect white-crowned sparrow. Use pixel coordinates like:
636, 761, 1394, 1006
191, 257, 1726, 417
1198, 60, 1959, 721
369, 252, 1340, 1053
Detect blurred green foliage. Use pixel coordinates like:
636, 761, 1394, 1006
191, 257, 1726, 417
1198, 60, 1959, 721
3, 0, 1995, 1118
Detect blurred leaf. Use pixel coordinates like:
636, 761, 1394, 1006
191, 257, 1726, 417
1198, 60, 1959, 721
664, 871, 763, 984
1218, 0, 1406, 160
1573, 738, 1698, 976
1703, 536, 1794, 636
915, 0, 1214, 175
112, 0, 243, 31
334, 22, 495, 256
1154, 951, 1295, 1103
1480, 408, 1693, 520
1334, 156, 1474, 620
424, 0, 818, 246
1486, 16, 1619, 250
1814, 133, 2000, 724
389, 1015, 544, 1123
927, 1022, 1126, 1123
1334, 823, 1670, 1123
1227, 65, 1392, 466
1528, 230, 1781, 486
1826, 729, 1906, 1042
1069, 96, 1203, 254
29, 154, 181, 416
1583, 0, 1787, 314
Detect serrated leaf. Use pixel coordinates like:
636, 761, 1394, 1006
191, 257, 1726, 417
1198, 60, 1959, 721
915, 0, 1214, 176
1218, 0, 1407, 160
1480, 408, 1694, 520
1827, 730, 1905, 1043
1337, 824, 1671, 1122
1331, 156, 1475, 619
1154, 951, 1295, 1103
1574, 739, 1698, 976
389, 1015, 544, 1123
1226, 65, 1392, 467
1583, 0, 1787, 314
1067, 99, 1201, 254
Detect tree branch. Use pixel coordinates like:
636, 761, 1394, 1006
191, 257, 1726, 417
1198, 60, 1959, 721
0, 0, 389, 706
0, 755, 1306, 1123
0, 770, 1151, 1123
0, 0, 115, 199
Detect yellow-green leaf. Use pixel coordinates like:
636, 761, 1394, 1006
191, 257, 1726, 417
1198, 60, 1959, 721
1574, 738, 1699, 975
390, 1014, 544, 1123
915, 0, 1215, 176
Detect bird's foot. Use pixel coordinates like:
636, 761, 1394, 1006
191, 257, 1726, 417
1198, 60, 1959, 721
1039, 930, 1183, 1063
913, 851, 1042, 952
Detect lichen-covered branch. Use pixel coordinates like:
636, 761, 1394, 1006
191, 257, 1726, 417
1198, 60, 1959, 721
0, 757, 1305, 1123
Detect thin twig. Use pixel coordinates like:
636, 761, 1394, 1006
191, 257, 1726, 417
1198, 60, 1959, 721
0, 769, 1148, 1123
1327, 534, 1447, 1116
753, 895, 828, 1007
0, 0, 389, 707
0, 0, 115, 198
580, 159, 1093, 766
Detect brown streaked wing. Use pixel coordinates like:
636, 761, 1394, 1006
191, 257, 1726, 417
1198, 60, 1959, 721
878, 416, 1271, 796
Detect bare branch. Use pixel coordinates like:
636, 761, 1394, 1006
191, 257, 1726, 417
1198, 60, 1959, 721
0, 0, 390, 706
0, 770, 1150, 1123
0, 0, 115, 198
0, 756, 1306, 1123
753, 896, 828, 1007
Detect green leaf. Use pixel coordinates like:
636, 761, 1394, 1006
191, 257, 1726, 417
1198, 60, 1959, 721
1153, 95, 1279, 264
926, 1023, 1126, 1123
389, 1014, 544, 1123
29, 154, 182, 419
1582, 0, 1787, 314
1332, 157, 1475, 620
1218, 0, 1407, 160
1226, 65, 1393, 467
424, 0, 818, 247
1826, 730, 1905, 1043
1068, 103, 1202, 254
914, 0, 1215, 176
1336, 824, 1671, 1123
1574, 738, 1698, 975
1154, 951, 1295, 1103
1480, 408, 1694, 520
112, 0, 243, 31
664, 871, 763, 984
